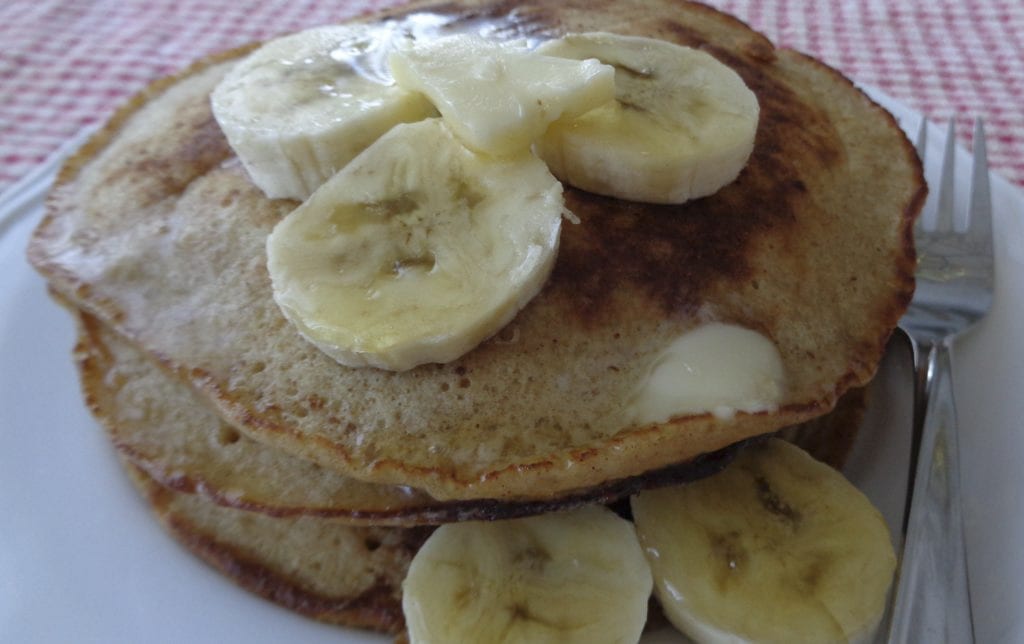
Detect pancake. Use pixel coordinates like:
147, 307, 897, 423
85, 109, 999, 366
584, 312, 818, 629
71, 304, 736, 524
29, 0, 923, 501
112, 397, 865, 639
778, 384, 867, 471
118, 460, 427, 635
105, 359, 863, 639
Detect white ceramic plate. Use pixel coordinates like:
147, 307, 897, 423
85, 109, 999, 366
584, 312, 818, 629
1, 91, 1021, 643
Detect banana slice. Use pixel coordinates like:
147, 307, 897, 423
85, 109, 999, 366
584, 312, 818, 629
631, 439, 895, 644
211, 24, 436, 200
389, 34, 615, 156
402, 505, 653, 644
535, 32, 759, 204
266, 118, 563, 371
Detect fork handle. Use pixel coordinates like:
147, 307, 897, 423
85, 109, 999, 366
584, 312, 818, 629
887, 339, 975, 643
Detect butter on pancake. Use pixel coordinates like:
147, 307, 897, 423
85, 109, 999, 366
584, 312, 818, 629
29, 0, 923, 501
625, 323, 787, 424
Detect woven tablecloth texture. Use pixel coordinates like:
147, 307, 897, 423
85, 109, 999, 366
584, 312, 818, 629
1, 0, 1022, 192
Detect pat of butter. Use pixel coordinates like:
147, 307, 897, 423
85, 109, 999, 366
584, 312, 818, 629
626, 323, 786, 424
388, 34, 615, 155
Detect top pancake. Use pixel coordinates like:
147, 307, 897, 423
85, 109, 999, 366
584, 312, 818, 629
28, 0, 923, 501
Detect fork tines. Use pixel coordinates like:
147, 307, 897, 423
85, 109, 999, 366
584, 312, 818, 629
914, 117, 993, 244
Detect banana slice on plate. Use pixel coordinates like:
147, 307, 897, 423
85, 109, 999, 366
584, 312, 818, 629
389, 34, 615, 156
402, 505, 653, 644
631, 439, 896, 644
266, 118, 563, 371
535, 32, 759, 204
211, 24, 436, 200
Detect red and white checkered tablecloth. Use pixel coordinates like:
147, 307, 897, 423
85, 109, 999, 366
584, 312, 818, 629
1, 0, 1022, 193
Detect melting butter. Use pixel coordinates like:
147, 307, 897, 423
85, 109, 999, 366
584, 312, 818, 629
627, 323, 785, 424
327, 10, 546, 86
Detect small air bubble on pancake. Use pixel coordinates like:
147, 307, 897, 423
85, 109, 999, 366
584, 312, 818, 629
216, 424, 241, 446
496, 325, 520, 343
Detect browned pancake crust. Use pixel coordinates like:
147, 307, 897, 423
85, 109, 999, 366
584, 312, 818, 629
778, 385, 867, 471
29, 0, 923, 501
121, 461, 430, 634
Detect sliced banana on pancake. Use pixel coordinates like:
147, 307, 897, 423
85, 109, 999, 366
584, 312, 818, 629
266, 118, 563, 371
631, 439, 895, 644
210, 24, 435, 200
402, 505, 652, 643
535, 32, 759, 204
389, 33, 615, 155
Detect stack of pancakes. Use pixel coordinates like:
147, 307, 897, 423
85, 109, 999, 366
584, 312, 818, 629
28, 0, 923, 637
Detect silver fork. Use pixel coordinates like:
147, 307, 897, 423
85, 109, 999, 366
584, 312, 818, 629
886, 119, 993, 643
